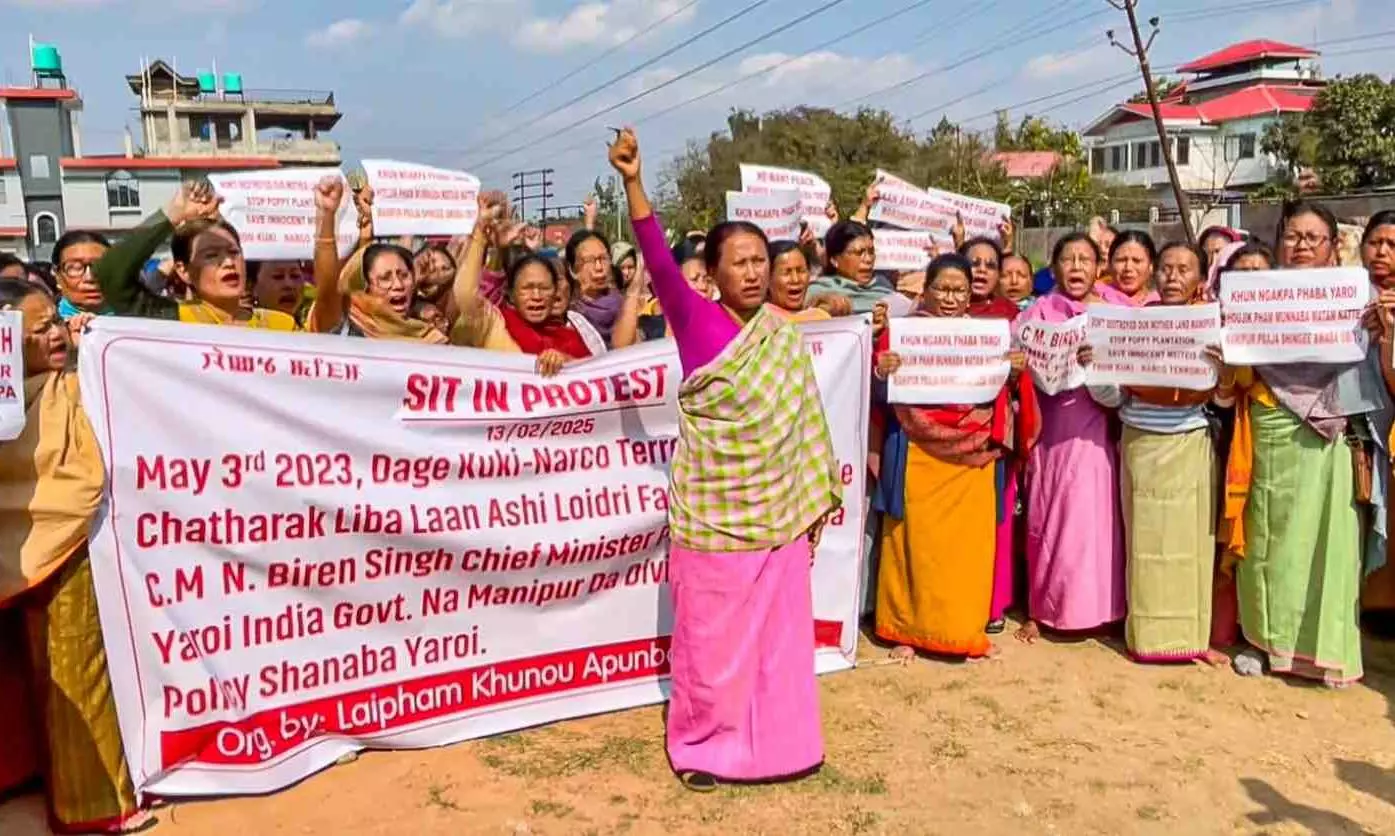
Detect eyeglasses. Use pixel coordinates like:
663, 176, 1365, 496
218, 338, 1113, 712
1365, 237, 1395, 252
1282, 232, 1331, 249
1058, 255, 1095, 267
575, 255, 610, 269
843, 247, 875, 261
59, 261, 96, 278
368, 270, 412, 288
969, 258, 999, 270
929, 286, 971, 298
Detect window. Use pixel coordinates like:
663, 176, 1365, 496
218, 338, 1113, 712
0, 179, 7, 204
1225, 133, 1257, 161
1174, 136, 1190, 166
33, 212, 58, 245
1110, 145, 1125, 172
1091, 147, 1106, 172
106, 171, 140, 210
28, 154, 50, 179
1130, 140, 1162, 170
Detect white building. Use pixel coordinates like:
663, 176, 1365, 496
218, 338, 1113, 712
1083, 39, 1324, 216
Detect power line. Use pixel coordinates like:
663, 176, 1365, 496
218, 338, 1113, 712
833, 0, 1098, 110
494, 0, 939, 168
461, 0, 773, 156
469, 0, 857, 172
482, 0, 703, 125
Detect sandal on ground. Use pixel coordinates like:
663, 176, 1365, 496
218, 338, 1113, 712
986, 619, 1006, 635
679, 771, 719, 793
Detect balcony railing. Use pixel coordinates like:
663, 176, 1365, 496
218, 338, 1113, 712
146, 88, 336, 107
144, 137, 342, 159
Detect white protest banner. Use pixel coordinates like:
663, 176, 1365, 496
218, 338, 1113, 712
1084, 303, 1221, 390
873, 229, 932, 273
740, 163, 832, 236
1017, 314, 1089, 395
80, 316, 869, 797
0, 311, 23, 440
926, 186, 1011, 244
887, 317, 1011, 405
1219, 267, 1371, 365
208, 168, 359, 261
867, 170, 1010, 247
361, 160, 481, 238
726, 190, 802, 241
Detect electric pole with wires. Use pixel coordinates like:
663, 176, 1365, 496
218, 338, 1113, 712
511, 168, 555, 223
1106, 0, 1196, 244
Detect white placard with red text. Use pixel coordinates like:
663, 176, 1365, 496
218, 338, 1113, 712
740, 164, 832, 237
0, 311, 23, 440
1219, 268, 1371, 365
1017, 314, 1089, 395
361, 160, 481, 238
887, 317, 1011, 405
208, 168, 359, 261
867, 169, 1009, 245
726, 190, 802, 241
79, 316, 869, 797
1084, 303, 1222, 390
873, 229, 933, 273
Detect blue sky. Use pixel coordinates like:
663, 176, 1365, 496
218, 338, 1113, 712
4, 0, 1394, 205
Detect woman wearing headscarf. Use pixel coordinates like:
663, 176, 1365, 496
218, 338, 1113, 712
1360, 210, 1395, 618
1217, 201, 1385, 685
1199, 225, 1243, 270
567, 229, 623, 344
307, 179, 448, 342
611, 127, 840, 792
871, 254, 1036, 659
1083, 242, 1228, 665
612, 240, 639, 289
1014, 233, 1128, 644
0, 278, 150, 833
93, 182, 296, 330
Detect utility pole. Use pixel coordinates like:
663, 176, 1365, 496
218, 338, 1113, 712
1106, 0, 1195, 244
511, 168, 555, 222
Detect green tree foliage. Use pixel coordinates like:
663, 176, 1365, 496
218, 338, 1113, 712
1261, 74, 1395, 194
993, 113, 1085, 161
1128, 76, 1184, 103
657, 106, 1139, 234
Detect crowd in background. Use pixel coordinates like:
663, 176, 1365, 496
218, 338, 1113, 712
3, 123, 1395, 826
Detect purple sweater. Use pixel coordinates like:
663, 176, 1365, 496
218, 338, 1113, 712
632, 214, 739, 378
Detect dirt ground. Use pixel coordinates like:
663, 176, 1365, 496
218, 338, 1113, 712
5, 623, 1395, 836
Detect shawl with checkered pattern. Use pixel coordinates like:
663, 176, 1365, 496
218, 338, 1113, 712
668, 307, 843, 552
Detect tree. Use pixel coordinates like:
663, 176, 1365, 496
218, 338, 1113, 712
1128, 76, 1183, 103
993, 113, 1085, 161
657, 106, 1141, 235
1305, 74, 1395, 192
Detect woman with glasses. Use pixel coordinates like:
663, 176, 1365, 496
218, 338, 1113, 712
448, 191, 592, 376
957, 236, 1028, 634
567, 229, 622, 345
806, 220, 892, 316
1218, 201, 1384, 686
871, 254, 1035, 660
1014, 233, 1127, 645
308, 179, 447, 342
50, 231, 112, 320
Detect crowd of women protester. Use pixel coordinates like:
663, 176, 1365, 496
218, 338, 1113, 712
3, 122, 1395, 829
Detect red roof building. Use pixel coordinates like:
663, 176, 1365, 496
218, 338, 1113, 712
1082, 39, 1325, 208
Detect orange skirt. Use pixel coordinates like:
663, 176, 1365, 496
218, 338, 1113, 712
876, 443, 995, 657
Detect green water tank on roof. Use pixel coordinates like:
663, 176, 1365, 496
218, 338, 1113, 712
32, 44, 62, 75
223, 73, 243, 95
197, 71, 217, 94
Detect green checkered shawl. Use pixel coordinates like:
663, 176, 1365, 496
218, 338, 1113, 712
668, 308, 843, 552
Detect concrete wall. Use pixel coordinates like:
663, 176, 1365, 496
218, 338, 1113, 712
60, 169, 181, 233
0, 170, 27, 233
